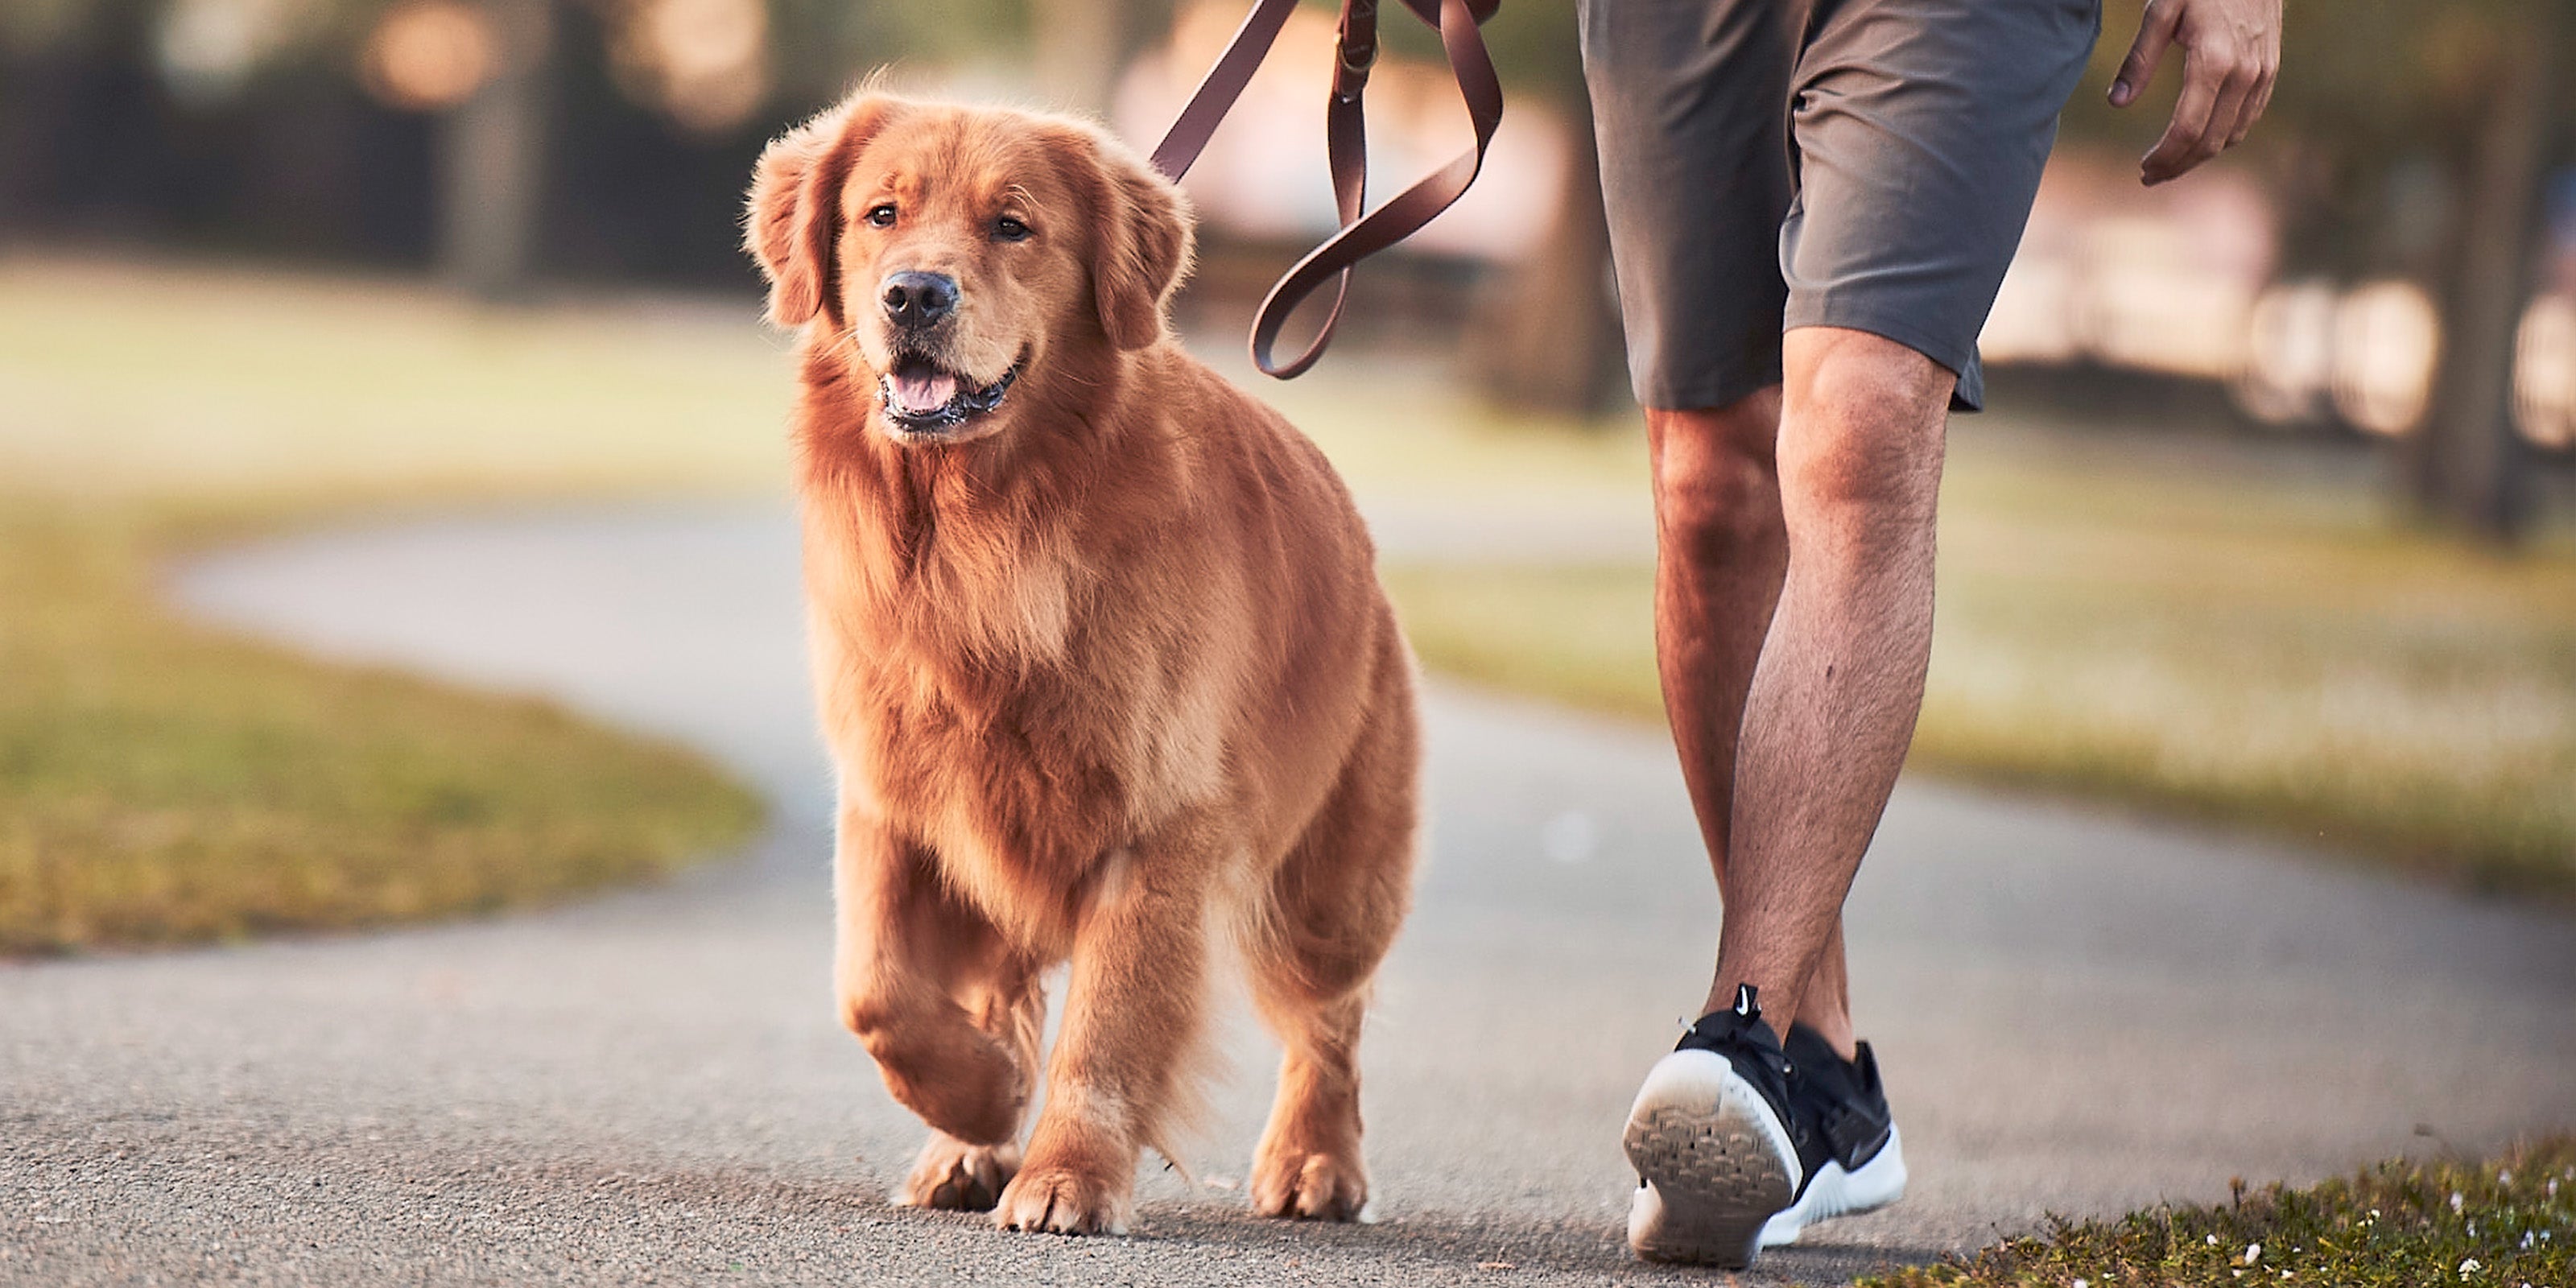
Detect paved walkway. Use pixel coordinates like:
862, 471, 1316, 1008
4, 501, 2570, 1286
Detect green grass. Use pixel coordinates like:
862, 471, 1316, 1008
0, 505, 763, 952
1377, 425, 2576, 894
0, 255, 783, 952
1862, 1137, 2576, 1288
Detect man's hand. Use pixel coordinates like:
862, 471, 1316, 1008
2108, 0, 2281, 185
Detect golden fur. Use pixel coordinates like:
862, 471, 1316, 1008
745, 91, 1421, 1234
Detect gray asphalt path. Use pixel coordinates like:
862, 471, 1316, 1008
4, 500, 2571, 1286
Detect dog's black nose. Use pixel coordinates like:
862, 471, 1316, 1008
881, 271, 957, 328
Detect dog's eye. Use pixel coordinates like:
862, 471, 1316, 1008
865, 204, 898, 229
993, 216, 1031, 243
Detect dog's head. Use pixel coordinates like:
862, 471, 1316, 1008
745, 93, 1193, 446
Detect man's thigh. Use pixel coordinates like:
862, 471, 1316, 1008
1781, 0, 2101, 410
1579, 0, 1796, 412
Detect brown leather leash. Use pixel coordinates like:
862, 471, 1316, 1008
1150, 0, 1505, 378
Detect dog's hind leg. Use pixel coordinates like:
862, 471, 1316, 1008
1247, 654, 1421, 1222
835, 812, 1036, 1158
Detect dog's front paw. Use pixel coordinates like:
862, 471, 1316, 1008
1251, 1144, 1369, 1221
993, 1162, 1132, 1235
898, 1133, 1021, 1212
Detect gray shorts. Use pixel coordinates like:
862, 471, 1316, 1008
1579, 0, 2100, 411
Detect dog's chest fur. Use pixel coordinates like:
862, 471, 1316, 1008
800, 432, 1231, 939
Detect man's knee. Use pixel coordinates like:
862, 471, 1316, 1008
1648, 397, 1782, 561
1778, 328, 1952, 529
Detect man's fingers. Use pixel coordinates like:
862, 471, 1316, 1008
2110, 0, 2178, 106
2197, 67, 2256, 163
2139, 56, 2225, 183
2227, 67, 2277, 147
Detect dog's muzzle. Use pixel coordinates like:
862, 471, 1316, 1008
881, 355, 1021, 436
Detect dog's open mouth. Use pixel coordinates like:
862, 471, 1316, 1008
881, 353, 1022, 435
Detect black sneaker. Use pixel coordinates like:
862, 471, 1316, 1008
1622, 985, 1805, 1268
1759, 1023, 1908, 1248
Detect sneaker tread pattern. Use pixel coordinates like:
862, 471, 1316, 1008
1623, 1084, 1794, 1267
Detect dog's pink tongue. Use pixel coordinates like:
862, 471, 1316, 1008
889, 369, 957, 414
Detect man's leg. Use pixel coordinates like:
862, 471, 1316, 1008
1619, 0, 2095, 1257
1652, 328, 1942, 1056
1622, 328, 1947, 1269
1648, 388, 1875, 1061
1698, 326, 1951, 1043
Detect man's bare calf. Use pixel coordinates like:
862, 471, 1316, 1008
1648, 328, 1949, 1055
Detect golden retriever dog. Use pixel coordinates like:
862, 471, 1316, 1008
744, 89, 1421, 1236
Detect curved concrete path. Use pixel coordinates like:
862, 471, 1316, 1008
3, 501, 2570, 1286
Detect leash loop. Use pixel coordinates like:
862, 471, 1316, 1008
1150, 0, 1503, 378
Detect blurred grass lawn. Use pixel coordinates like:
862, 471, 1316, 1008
2, 256, 2568, 955
0, 257, 777, 952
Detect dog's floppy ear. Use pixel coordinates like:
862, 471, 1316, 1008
1085, 134, 1194, 352
745, 94, 897, 328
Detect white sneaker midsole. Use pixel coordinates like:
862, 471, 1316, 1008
1759, 1124, 1908, 1248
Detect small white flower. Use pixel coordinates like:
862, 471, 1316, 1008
2207, 1233, 2221, 1246
2071, 1279, 2089, 1288
2500, 1170, 2513, 1185
2549, 1178, 2559, 1199
2368, 1208, 2382, 1220
2458, 1257, 2481, 1279
2244, 1242, 2263, 1265
2452, 1191, 2467, 1214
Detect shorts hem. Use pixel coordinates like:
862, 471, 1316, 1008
1633, 346, 1787, 413
1784, 300, 1986, 411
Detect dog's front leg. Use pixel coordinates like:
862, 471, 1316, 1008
834, 807, 1030, 1150
993, 816, 1225, 1236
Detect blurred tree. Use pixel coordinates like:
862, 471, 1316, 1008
441, 0, 551, 299
1028, 0, 1171, 117
0, 0, 174, 236
1381, 0, 1624, 417
1030, 0, 1120, 114
1468, 0, 1624, 417
2405, 6, 2562, 543
766, 0, 1026, 105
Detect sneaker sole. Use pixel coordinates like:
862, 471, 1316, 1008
1759, 1124, 1908, 1248
1622, 1049, 1801, 1268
